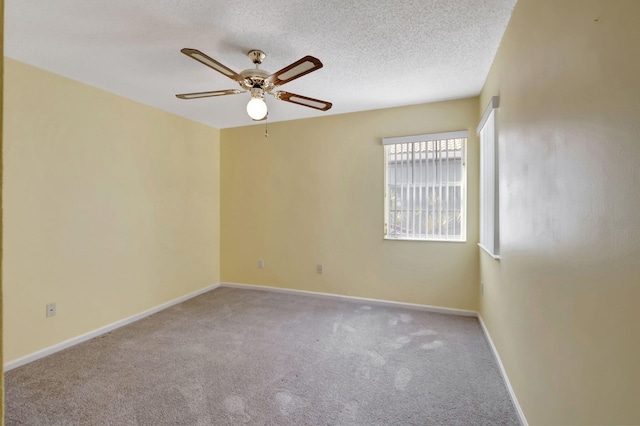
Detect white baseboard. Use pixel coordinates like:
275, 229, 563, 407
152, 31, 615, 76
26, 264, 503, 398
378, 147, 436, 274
4, 283, 221, 372
477, 315, 528, 426
221, 282, 477, 317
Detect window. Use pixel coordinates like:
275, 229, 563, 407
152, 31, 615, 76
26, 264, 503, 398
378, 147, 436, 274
383, 130, 468, 241
478, 96, 500, 258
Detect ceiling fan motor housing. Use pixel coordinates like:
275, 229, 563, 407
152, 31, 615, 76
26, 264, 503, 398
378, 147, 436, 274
239, 68, 273, 91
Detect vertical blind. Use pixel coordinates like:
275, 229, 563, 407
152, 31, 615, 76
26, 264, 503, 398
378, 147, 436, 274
383, 130, 467, 241
478, 96, 500, 258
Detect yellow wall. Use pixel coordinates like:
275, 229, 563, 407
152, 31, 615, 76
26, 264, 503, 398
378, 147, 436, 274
1, 0, 5, 420
478, 0, 640, 424
3, 59, 221, 363
221, 98, 480, 311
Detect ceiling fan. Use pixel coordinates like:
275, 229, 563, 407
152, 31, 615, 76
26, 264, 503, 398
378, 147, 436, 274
176, 48, 332, 121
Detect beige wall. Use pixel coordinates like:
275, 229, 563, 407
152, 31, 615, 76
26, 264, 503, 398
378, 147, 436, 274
221, 98, 480, 311
3, 59, 221, 363
478, 0, 640, 424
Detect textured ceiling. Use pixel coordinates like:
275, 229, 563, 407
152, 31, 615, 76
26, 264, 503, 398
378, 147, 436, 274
6, 0, 517, 129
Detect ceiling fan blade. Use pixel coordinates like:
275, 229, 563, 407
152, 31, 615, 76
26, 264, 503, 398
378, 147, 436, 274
266, 56, 323, 86
274, 91, 332, 111
181, 48, 245, 83
176, 89, 244, 100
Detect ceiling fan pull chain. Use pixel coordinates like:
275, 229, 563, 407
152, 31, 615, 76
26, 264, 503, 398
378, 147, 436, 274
265, 115, 269, 138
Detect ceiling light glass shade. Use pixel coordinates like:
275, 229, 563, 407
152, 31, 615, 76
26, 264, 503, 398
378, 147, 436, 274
246, 96, 268, 120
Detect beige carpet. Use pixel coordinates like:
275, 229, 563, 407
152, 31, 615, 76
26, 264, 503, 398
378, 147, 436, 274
5, 287, 520, 425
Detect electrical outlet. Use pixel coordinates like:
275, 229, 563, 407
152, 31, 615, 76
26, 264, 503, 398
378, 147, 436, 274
258, 259, 264, 269
317, 264, 323, 274
46, 303, 57, 317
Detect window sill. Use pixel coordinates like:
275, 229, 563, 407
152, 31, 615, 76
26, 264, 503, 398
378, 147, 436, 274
385, 236, 467, 243
478, 243, 500, 260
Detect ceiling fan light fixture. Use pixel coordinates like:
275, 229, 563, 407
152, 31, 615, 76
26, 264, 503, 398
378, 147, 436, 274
247, 89, 268, 120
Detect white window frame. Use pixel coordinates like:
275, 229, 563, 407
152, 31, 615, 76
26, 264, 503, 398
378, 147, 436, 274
477, 96, 500, 259
383, 130, 468, 242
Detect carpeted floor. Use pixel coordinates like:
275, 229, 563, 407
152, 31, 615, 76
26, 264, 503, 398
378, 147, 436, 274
5, 287, 520, 425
